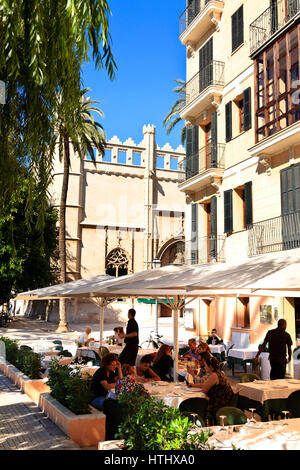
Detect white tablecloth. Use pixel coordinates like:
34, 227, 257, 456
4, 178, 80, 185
236, 379, 300, 404
260, 352, 271, 380
206, 418, 300, 450
107, 381, 207, 408
209, 344, 226, 354
294, 360, 300, 379
228, 348, 258, 361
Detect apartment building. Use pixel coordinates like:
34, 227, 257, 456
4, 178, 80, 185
49, 124, 186, 322
179, 0, 300, 347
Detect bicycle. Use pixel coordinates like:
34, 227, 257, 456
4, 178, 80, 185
139, 331, 164, 350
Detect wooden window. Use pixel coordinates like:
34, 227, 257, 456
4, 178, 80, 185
210, 196, 218, 261
281, 162, 300, 215
191, 203, 198, 264
243, 87, 252, 131
255, 25, 300, 142
211, 111, 218, 167
224, 189, 233, 233
199, 38, 213, 92
186, 126, 199, 179
232, 5, 244, 53
244, 181, 253, 228
225, 101, 232, 142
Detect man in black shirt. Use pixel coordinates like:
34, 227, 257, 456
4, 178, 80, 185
254, 319, 293, 380
119, 309, 139, 366
207, 329, 223, 345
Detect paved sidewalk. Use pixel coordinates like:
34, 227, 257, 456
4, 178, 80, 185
0, 372, 79, 450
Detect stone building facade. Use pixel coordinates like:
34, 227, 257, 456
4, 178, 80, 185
49, 124, 186, 323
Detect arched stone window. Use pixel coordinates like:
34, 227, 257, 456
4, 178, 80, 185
105, 248, 129, 277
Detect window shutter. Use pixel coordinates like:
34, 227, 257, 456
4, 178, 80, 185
232, 5, 244, 52
281, 166, 293, 215
224, 189, 233, 233
225, 102, 232, 142
199, 38, 213, 91
210, 196, 217, 259
210, 196, 217, 236
211, 111, 218, 167
186, 127, 193, 180
244, 181, 253, 228
243, 87, 252, 131
191, 126, 199, 177
191, 203, 198, 264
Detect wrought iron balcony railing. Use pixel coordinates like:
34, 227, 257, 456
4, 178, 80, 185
183, 61, 225, 108
179, 143, 225, 182
248, 210, 300, 256
186, 235, 226, 265
250, 0, 300, 54
179, 0, 221, 36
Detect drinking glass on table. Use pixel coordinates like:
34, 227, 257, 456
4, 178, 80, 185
281, 410, 289, 425
249, 408, 256, 424
219, 415, 227, 431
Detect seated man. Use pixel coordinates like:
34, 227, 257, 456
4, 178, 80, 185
76, 326, 95, 347
206, 329, 223, 346
183, 338, 199, 361
90, 353, 123, 411
135, 354, 161, 382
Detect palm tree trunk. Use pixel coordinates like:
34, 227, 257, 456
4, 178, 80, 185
56, 131, 70, 333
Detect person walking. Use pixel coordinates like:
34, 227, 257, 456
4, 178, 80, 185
118, 309, 139, 366
253, 319, 293, 380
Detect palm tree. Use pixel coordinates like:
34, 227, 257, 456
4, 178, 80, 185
55, 89, 106, 332
163, 79, 186, 145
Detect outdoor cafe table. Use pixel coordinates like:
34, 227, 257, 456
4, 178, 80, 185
205, 417, 300, 450
99, 418, 300, 451
209, 344, 226, 361
235, 378, 300, 422
107, 381, 207, 409
227, 348, 258, 376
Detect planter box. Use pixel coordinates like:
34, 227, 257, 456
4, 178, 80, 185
39, 393, 106, 447
0, 357, 106, 447
0, 357, 50, 403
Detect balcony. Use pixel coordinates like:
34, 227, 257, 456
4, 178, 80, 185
186, 235, 226, 264
248, 210, 300, 256
179, 0, 224, 46
250, 0, 300, 56
180, 61, 225, 122
178, 143, 225, 192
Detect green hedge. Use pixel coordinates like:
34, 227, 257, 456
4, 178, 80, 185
0, 336, 42, 379
47, 359, 93, 415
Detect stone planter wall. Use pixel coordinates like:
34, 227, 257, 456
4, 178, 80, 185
0, 357, 106, 447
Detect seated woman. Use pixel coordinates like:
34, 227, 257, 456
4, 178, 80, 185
198, 341, 211, 354
115, 364, 150, 397
152, 344, 173, 381
187, 351, 212, 384
183, 338, 199, 362
90, 353, 123, 411
186, 355, 233, 422
135, 354, 161, 382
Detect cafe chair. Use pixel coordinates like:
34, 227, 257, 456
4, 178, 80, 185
181, 412, 205, 428
20, 345, 33, 351
57, 349, 73, 357
240, 373, 260, 383
287, 390, 300, 418
53, 340, 63, 346
102, 398, 129, 440
179, 397, 208, 420
216, 407, 247, 426
53, 345, 63, 352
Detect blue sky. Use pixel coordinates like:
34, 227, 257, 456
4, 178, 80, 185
82, 0, 186, 150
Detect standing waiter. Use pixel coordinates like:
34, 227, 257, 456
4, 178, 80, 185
119, 309, 139, 366
254, 319, 292, 380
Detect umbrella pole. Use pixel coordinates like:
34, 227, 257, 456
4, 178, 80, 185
173, 305, 178, 383
100, 300, 105, 349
